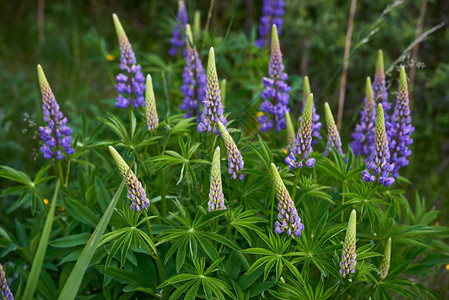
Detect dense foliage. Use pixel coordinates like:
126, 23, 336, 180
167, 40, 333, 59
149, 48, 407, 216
1, 0, 449, 299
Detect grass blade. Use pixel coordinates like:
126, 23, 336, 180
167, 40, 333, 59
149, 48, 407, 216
23, 181, 60, 300
58, 175, 127, 300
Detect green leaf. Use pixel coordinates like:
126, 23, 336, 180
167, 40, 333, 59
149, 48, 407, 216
95, 176, 111, 212
50, 233, 91, 248
58, 176, 127, 300
23, 181, 60, 300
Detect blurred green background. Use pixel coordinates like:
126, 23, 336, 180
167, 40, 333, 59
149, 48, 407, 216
0, 0, 448, 226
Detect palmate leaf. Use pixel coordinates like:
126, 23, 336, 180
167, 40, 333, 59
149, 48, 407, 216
159, 257, 235, 300
157, 201, 240, 271
241, 232, 302, 286
0, 165, 52, 214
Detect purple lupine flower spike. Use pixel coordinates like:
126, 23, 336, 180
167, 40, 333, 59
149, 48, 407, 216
340, 210, 357, 278
323, 103, 343, 157
387, 67, 414, 179
298, 76, 322, 144
37, 65, 74, 160
373, 50, 390, 112
197, 47, 227, 135
217, 122, 245, 180
180, 24, 207, 121
0, 263, 13, 300
285, 93, 315, 170
258, 25, 290, 132
255, 0, 285, 48
270, 163, 304, 238
208, 146, 226, 211
362, 104, 395, 187
113, 14, 145, 109
145, 74, 158, 131
350, 77, 376, 157
169, 0, 188, 56
109, 146, 150, 211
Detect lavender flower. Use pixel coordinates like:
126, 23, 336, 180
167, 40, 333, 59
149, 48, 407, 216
37, 65, 74, 160
255, 0, 285, 48
387, 67, 414, 179
217, 122, 245, 180
145, 75, 158, 132
169, 0, 188, 56
270, 163, 304, 238
379, 238, 392, 280
180, 24, 207, 121
0, 263, 13, 300
373, 50, 390, 111
258, 25, 290, 132
197, 48, 227, 134
340, 209, 357, 277
285, 93, 315, 170
324, 103, 343, 157
362, 104, 395, 187
298, 76, 322, 144
113, 14, 145, 109
109, 146, 149, 211
208, 146, 226, 211
350, 77, 376, 157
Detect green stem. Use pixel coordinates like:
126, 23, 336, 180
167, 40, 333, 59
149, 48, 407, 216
270, 185, 275, 232
57, 160, 64, 186
341, 181, 346, 222
162, 133, 170, 154
64, 159, 71, 188
161, 173, 166, 217
218, 222, 232, 254
291, 169, 301, 202
129, 106, 133, 142
142, 211, 165, 283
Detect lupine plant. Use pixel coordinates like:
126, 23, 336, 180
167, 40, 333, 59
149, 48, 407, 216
113, 14, 146, 109
298, 76, 322, 144
168, 0, 188, 57
255, 0, 285, 48
1, 5, 449, 300
180, 24, 207, 121
258, 24, 290, 132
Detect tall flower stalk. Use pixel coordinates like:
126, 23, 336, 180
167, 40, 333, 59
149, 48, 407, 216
37, 65, 74, 160
169, 0, 188, 56
145, 74, 158, 132
109, 146, 149, 211
197, 48, 227, 135
285, 112, 295, 149
255, 0, 285, 48
373, 50, 390, 112
270, 163, 304, 238
362, 104, 395, 187
299, 76, 322, 144
324, 103, 343, 157
180, 24, 207, 121
285, 93, 315, 170
217, 122, 245, 181
0, 263, 13, 300
258, 25, 290, 132
340, 209, 357, 277
208, 146, 226, 211
350, 77, 377, 157
113, 14, 145, 108
387, 67, 414, 179
379, 238, 392, 280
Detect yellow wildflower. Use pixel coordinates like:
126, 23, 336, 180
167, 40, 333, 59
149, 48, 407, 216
106, 54, 115, 61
